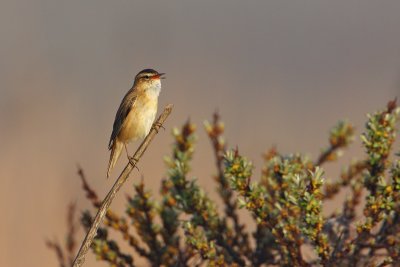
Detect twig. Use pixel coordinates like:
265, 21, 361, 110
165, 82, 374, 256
46, 239, 66, 267
72, 104, 173, 267
78, 167, 100, 207
205, 113, 251, 261
46, 202, 78, 267
67, 202, 78, 266
315, 143, 341, 166
79, 166, 150, 258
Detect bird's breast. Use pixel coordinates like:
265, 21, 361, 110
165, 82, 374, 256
118, 94, 158, 143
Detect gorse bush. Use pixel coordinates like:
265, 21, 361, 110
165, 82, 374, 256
48, 100, 400, 266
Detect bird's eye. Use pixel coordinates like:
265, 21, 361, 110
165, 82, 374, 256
143, 75, 150, 80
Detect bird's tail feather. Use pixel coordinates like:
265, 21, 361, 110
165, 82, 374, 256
107, 140, 123, 178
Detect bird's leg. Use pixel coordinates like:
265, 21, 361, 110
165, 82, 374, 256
125, 144, 139, 171
124, 144, 130, 158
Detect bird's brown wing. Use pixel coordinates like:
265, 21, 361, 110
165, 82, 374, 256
108, 87, 138, 150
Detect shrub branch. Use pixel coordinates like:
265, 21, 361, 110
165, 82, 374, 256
72, 104, 173, 267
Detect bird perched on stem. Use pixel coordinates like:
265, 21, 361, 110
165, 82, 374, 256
107, 69, 165, 178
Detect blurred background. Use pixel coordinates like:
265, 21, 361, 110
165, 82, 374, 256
1, 1, 399, 266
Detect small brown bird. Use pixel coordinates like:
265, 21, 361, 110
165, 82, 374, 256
107, 69, 165, 178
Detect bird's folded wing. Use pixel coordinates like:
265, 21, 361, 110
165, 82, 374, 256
108, 87, 138, 149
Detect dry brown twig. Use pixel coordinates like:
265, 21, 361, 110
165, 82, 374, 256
72, 104, 173, 267
46, 202, 78, 267
46, 239, 66, 267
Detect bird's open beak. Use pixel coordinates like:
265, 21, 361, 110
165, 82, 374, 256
157, 73, 166, 79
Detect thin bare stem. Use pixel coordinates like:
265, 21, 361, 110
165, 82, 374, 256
67, 203, 78, 266
72, 104, 173, 267
46, 239, 66, 267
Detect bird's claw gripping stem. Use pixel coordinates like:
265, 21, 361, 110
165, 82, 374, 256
151, 121, 165, 133
128, 157, 140, 171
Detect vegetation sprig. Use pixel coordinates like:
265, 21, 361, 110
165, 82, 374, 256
49, 100, 400, 266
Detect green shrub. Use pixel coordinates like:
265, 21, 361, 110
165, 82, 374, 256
48, 100, 400, 266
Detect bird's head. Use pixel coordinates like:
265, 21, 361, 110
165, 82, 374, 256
134, 69, 165, 89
